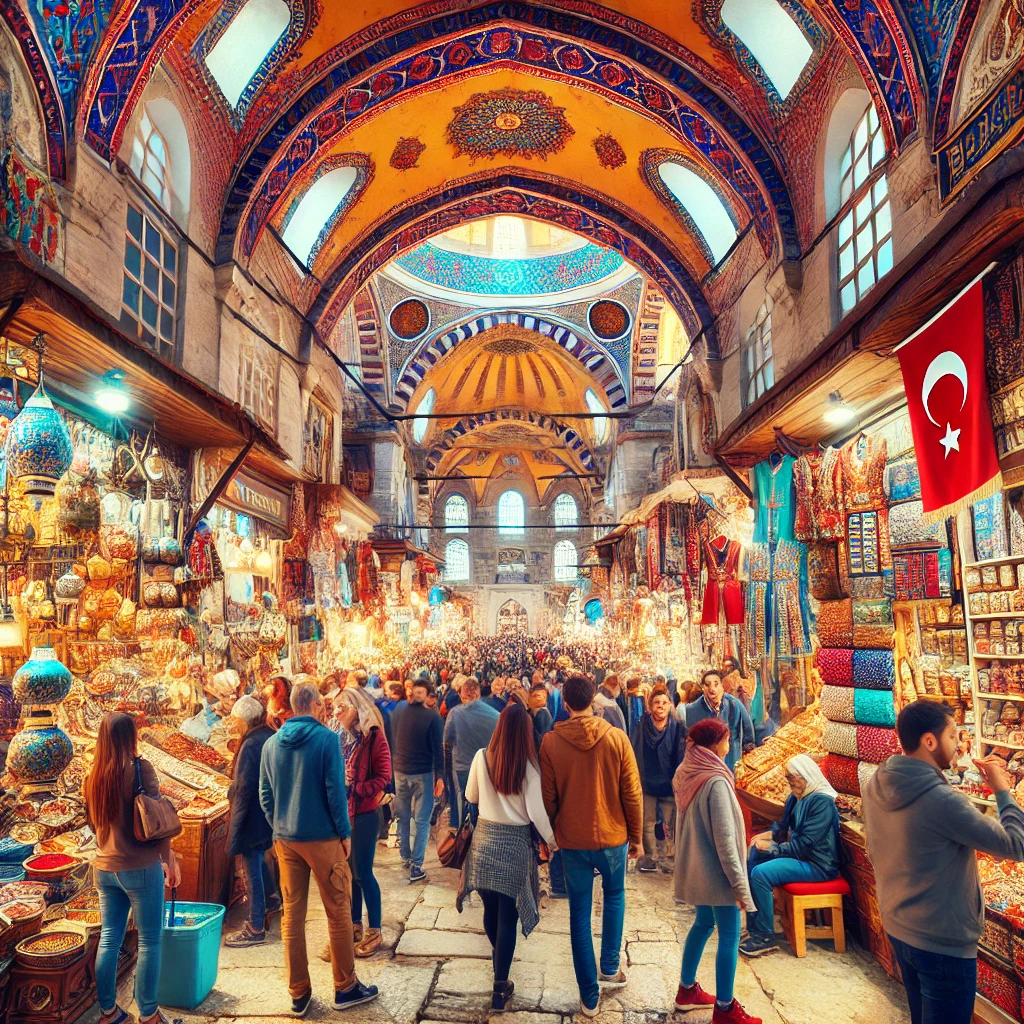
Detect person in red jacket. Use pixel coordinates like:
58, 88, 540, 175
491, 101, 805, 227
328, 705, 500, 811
324, 686, 392, 958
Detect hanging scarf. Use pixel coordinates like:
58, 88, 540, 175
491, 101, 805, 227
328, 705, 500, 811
672, 742, 736, 817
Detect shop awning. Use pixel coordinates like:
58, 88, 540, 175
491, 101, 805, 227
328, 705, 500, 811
0, 248, 287, 460
312, 483, 377, 539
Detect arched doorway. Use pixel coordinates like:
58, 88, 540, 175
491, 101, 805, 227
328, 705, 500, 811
497, 599, 529, 634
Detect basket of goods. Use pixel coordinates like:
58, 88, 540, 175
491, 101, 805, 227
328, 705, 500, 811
15, 928, 86, 969
0, 898, 45, 959
63, 887, 101, 929
7, 823, 47, 846
22, 853, 86, 903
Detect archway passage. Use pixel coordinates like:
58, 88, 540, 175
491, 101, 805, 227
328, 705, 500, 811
497, 598, 529, 633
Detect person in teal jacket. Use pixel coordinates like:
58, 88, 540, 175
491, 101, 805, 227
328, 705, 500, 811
739, 754, 841, 957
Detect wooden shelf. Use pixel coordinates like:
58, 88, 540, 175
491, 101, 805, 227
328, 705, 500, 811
966, 554, 1024, 568
968, 612, 1024, 620
979, 738, 1024, 751
975, 994, 1020, 1024
973, 653, 1024, 661
979, 691, 1024, 702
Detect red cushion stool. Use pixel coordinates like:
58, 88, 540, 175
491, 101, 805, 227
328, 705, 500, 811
774, 878, 850, 957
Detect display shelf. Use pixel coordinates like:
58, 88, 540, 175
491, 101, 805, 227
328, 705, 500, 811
970, 612, 1024, 620
975, 993, 1019, 1024
979, 691, 1024, 702
966, 554, 1024, 569
979, 738, 1024, 751
973, 653, 1024, 661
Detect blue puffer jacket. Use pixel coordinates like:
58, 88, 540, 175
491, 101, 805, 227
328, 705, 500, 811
259, 716, 351, 843
769, 792, 841, 879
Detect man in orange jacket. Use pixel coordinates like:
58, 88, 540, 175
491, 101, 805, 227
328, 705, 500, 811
540, 675, 643, 1018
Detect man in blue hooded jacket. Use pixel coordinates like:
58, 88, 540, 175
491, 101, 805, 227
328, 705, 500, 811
260, 681, 379, 1018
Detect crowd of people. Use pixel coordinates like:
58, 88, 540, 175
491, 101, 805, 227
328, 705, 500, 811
79, 639, 1024, 1024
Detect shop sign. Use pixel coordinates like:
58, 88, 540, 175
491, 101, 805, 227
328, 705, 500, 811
390, 606, 413, 624
223, 471, 291, 531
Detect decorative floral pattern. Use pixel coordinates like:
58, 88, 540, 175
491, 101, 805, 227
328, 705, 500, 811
817, 599, 853, 648
5, 382, 73, 499
7, 717, 74, 783
593, 132, 626, 168
588, 300, 631, 339
390, 136, 426, 170
823, 721, 858, 759
12, 648, 73, 706
446, 88, 574, 162
389, 299, 430, 339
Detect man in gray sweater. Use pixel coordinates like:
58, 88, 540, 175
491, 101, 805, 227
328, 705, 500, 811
863, 700, 1024, 1024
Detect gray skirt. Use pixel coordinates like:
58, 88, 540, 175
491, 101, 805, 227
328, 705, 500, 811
457, 818, 540, 936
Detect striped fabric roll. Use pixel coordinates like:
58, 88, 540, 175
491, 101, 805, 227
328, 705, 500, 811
823, 720, 858, 759
820, 685, 856, 725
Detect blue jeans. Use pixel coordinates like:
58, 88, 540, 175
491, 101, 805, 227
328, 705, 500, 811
455, 768, 479, 826
681, 905, 741, 1005
747, 846, 828, 938
241, 849, 278, 931
395, 771, 434, 869
96, 860, 165, 1018
549, 849, 567, 896
350, 810, 382, 928
888, 935, 977, 1024
561, 844, 627, 1009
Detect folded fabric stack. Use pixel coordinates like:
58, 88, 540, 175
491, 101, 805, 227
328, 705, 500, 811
817, 595, 899, 797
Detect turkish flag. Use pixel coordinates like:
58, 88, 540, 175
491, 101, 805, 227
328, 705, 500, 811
897, 281, 1001, 521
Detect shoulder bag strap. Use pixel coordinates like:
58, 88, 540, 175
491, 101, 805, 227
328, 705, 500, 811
133, 757, 144, 797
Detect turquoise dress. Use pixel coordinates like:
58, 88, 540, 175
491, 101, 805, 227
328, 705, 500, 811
752, 456, 797, 545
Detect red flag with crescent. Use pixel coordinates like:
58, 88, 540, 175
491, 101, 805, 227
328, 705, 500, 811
896, 280, 1001, 521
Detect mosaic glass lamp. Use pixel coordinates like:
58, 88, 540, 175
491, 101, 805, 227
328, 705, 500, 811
8, 647, 75, 791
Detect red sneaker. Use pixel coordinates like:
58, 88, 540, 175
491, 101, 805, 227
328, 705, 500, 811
675, 982, 716, 1011
712, 999, 762, 1024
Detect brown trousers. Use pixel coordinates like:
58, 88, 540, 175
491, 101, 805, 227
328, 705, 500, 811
276, 838, 356, 998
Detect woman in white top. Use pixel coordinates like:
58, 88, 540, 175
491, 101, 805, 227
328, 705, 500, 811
457, 701, 555, 1012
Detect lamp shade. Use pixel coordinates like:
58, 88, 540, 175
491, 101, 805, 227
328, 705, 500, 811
5, 383, 73, 499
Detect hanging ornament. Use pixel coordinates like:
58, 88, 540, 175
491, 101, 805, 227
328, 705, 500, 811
5, 339, 72, 501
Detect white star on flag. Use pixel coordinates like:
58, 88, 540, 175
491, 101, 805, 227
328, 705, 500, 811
940, 422, 961, 458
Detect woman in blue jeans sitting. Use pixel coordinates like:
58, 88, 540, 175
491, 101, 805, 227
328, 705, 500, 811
673, 718, 761, 1024
224, 695, 281, 947
84, 713, 181, 1024
739, 754, 841, 957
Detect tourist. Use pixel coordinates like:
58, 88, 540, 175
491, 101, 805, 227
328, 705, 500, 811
332, 686, 392, 958
264, 672, 293, 731
739, 754, 841, 957
225, 695, 280, 948
672, 718, 760, 1024
540, 675, 643, 1017
259, 681, 379, 1016
459, 701, 556, 1011
863, 700, 1024, 1024
598, 672, 627, 722
631, 684, 685, 874
527, 684, 553, 750
379, 680, 405, 715
391, 677, 445, 883
684, 669, 754, 772
441, 673, 463, 717
623, 676, 646, 735
84, 712, 181, 1024
592, 684, 627, 732
486, 674, 509, 712
445, 675, 500, 824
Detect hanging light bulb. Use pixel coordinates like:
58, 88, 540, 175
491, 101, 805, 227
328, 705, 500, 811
144, 446, 165, 481
95, 369, 131, 414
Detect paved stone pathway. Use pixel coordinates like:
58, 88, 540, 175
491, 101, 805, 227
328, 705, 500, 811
85, 840, 912, 1024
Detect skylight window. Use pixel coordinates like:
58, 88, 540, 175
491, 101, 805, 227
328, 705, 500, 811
586, 389, 608, 444
205, 0, 290, 109
282, 166, 359, 268
721, 0, 812, 100
657, 163, 738, 265
412, 388, 435, 444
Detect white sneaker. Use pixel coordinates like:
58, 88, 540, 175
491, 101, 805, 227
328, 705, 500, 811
598, 969, 627, 989
580, 997, 601, 1018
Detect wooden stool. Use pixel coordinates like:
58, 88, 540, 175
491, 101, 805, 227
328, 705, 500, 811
775, 878, 850, 957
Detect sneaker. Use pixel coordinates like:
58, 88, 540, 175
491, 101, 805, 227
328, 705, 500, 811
289, 989, 313, 1018
408, 865, 426, 884
225, 922, 266, 948
491, 980, 514, 1012
636, 856, 657, 874
580, 997, 601, 1018
401, 859, 411, 870
355, 928, 382, 958
712, 999, 762, 1024
598, 969, 627, 989
333, 981, 380, 1011
739, 933, 779, 958
675, 982, 716, 1011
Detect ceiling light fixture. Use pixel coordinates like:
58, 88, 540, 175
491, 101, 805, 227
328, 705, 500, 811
823, 391, 857, 427
95, 369, 130, 415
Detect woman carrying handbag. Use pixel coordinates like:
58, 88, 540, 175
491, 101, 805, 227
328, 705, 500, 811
84, 712, 182, 1024
456, 702, 555, 1012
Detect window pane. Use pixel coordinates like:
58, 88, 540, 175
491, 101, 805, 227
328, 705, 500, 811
142, 327, 156, 349
871, 133, 886, 168
160, 309, 174, 340
838, 211, 853, 245
145, 222, 161, 259
142, 292, 158, 328
877, 238, 893, 278
122, 276, 140, 313
840, 145, 852, 179
839, 241, 854, 280
162, 274, 176, 306
841, 281, 857, 313
127, 206, 143, 241
143, 259, 159, 294
840, 176, 852, 206
868, 104, 878, 132
858, 260, 875, 294
873, 176, 888, 204
124, 241, 141, 279
853, 153, 869, 189
855, 222, 873, 263
875, 200, 892, 240
143, 167, 162, 199
163, 243, 176, 273
763, 361, 774, 390
855, 114, 868, 153
855, 193, 873, 224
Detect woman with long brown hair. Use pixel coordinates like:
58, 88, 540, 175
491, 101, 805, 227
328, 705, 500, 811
457, 701, 555, 1012
84, 713, 181, 1024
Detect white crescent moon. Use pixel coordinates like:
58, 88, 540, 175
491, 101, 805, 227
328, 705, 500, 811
921, 350, 969, 428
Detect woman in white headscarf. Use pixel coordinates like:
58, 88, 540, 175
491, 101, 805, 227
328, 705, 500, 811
324, 686, 391, 958
739, 754, 841, 957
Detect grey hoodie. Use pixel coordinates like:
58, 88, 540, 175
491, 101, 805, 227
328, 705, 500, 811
863, 755, 1024, 957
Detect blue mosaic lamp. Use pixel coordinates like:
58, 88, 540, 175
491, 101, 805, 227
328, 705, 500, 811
12, 646, 73, 706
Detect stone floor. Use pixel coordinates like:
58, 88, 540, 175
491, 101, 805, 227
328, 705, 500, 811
87, 839, 912, 1024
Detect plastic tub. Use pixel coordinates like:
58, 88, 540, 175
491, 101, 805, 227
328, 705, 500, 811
155, 901, 226, 1010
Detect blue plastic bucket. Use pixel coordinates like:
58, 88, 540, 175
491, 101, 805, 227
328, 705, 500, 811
155, 901, 226, 1010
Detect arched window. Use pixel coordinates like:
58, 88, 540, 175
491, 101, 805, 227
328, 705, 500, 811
444, 539, 470, 582
721, 0, 812, 100
836, 104, 891, 316
498, 490, 525, 536
282, 165, 360, 269
656, 163, 738, 265
554, 493, 578, 530
205, 0, 290, 109
586, 389, 608, 444
128, 99, 191, 227
742, 299, 774, 408
131, 107, 173, 212
553, 540, 578, 582
445, 494, 469, 533
411, 388, 435, 444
